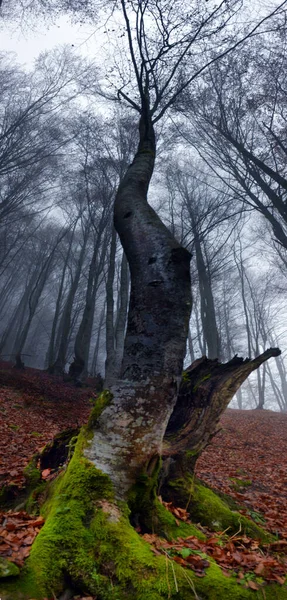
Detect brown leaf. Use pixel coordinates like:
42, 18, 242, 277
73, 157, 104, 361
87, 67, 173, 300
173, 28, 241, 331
247, 581, 260, 590
41, 468, 51, 480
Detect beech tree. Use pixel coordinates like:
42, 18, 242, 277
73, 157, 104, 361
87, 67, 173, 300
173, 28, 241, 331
1, 2, 285, 599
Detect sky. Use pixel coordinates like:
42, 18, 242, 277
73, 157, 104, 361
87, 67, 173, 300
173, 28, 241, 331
0, 15, 99, 68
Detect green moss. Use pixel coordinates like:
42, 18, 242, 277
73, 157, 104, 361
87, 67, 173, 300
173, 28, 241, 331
87, 389, 113, 430
153, 499, 205, 540
229, 477, 252, 491
0, 566, 42, 600
1, 418, 283, 599
23, 459, 41, 489
181, 370, 190, 383
0, 558, 20, 579
191, 483, 273, 543
25, 482, 47, 515
128, 456, 162, 531
26, 428, 114, 596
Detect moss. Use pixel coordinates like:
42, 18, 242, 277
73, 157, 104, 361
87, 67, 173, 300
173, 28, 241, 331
229, 477, 252, 491
190, 482, 273, 543
128, 456, 162, 531
1, 450, 285, 600
1, 416, 283, 598
87, 389, 113, 430
0, 566, 42, 600
0, 558, 20, 579
23, 459, 41, 489
164, 476, 273, 543
193, 373, 211, 392
181, 370, 190, 383
153, 499, 205, 540
25, 482, 47, 515
26, 428, 114, 597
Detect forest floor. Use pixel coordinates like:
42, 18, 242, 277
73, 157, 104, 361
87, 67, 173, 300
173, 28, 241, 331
0, 362, 287, 598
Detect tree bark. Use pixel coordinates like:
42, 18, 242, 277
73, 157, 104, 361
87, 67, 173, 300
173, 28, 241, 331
114, 250, 129, 375
104, 226, 117, 386
194, 231, 220, 359
160, 348, 281, 504
46, 223, 76, 371
69, 227, 108, 381
84, 112, 192, 496
52, 222, 90, 375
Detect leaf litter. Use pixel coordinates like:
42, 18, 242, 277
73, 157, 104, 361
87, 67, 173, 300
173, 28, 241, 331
0, 364, 287, 595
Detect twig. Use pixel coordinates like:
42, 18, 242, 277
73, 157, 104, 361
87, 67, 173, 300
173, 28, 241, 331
229, 520, 242, 540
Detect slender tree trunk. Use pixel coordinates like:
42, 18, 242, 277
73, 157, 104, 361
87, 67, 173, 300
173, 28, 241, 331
193, 230, 220, 359
266, 362, 285, 412
70, 231, 108, 380
114, 250, 129, 376
13, 230, 67, 367
47, 225, 76, 370
13, 260, 53, 366
52, 223, 90, 374
236, 386, 243, 409
274, 351, 287, 411
91, 305, 105, 376
256, 361, 267, 409
104, 226, 117, 386
187, 327, 195, 364
1, 271, 38, 356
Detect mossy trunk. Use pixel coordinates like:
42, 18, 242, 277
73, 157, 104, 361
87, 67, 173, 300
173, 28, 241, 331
1, 419, 285, 600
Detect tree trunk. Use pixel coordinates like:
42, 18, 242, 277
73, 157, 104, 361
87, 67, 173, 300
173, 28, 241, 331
13, 262, 53, 366
91, 306, 105, 376
114, 250, 129, 376
6, 125, 283, 600
187, 327, 195, 364
104, 226, 117, 386
46, 223, 76, 371
69, 228, 108, 381
84, 112, 192, 495
52, 222, 90, 375
160, 348, 280, 505
189, 209, 220, 360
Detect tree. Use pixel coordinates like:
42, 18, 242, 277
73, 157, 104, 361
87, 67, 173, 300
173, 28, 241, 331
177, 29, 287, 254
1, 1, 285, 598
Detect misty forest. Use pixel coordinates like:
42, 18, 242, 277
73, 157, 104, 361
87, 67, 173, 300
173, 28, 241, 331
0, 0, 287, 599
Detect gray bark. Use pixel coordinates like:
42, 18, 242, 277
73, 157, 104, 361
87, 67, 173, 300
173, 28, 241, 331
70, 227, 108, 379
161, 348, 281, 499
114, 251, 129, 376
84, 111, 192, 496
47, 223, 76, 370
52, 222, 90, 374
104, 226, 117, 386
193, 231, 220, 359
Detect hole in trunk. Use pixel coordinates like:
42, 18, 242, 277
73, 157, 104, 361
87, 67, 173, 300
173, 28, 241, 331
124, 211, 132, 218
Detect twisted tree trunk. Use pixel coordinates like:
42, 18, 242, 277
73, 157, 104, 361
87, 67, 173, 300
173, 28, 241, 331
84, 111, 192, 496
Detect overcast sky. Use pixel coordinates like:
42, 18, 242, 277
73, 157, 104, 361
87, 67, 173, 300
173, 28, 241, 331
0, 15, 99, 67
